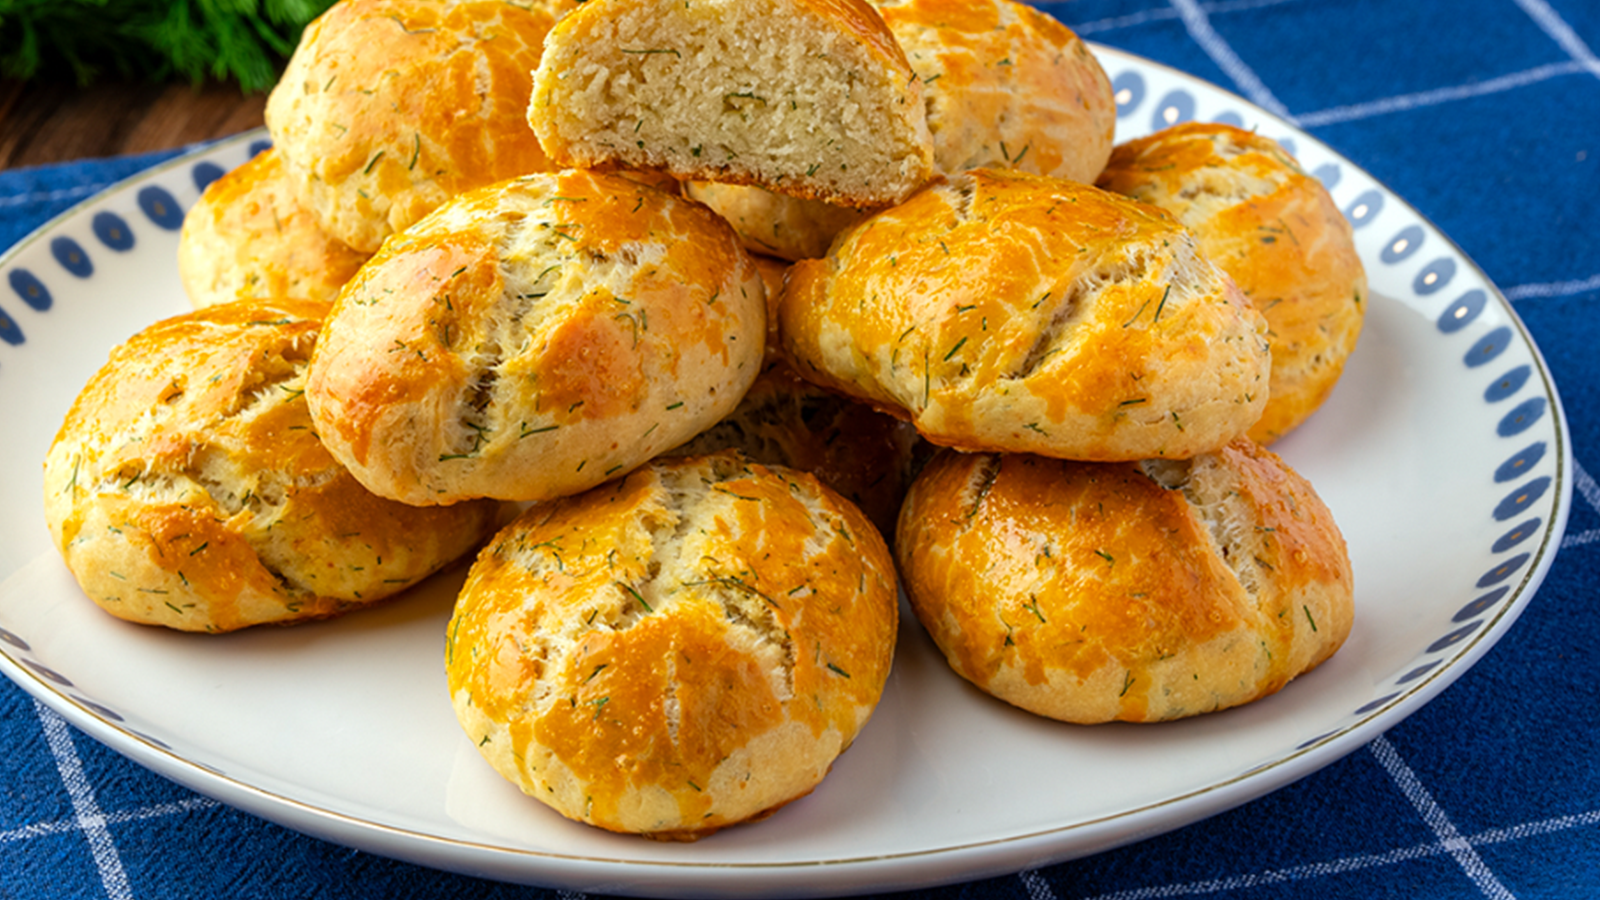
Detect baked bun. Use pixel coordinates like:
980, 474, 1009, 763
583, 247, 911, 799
306, 170, 766, 506
665, 363, 921, 538
685, 0, 1117, 262
878, 0, 1115, 182
780, 168, 1272, 461
527, 0, 935, 208
42, 299, 500, 633
897, 441, 1352, 723
683, 179, 867, 262
177, 149, 370, 309
1097, 123, 1367, 444
264, 0, 559, 253
446, 451, 898, 840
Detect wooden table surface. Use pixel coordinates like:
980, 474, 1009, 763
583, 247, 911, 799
0, 78, 266, 170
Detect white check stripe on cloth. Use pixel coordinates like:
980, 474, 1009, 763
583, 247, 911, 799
1294, 61, 1592, 127
1022, 806, 1600, 900
1510, 0, 1600, 76
0, 798, 219, 846
1506, 272, 1600, 302
1165, 0, 1295, 120
1367, 736, 1516, 900
35, 700, 133, 900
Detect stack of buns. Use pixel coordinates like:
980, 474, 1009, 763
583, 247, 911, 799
45, 0, 1368, 841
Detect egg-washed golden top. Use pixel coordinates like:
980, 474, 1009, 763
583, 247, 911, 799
446, 452, 898, 832
1097, 123, 1367, 444
872, 0, 1116, 181
42, 299, 499, 632
896, 441, 1352, 722
779, 168, 1271, 461
265, 0, 559, 253
177, 148, 371, 309
307, 169, 766, 506
665, 361, 922, 537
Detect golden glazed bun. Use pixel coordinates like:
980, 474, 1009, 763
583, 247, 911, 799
665, 363, 922, 538
682, 179, 868, 262
876, 0, 1115, 182
177, 149, 370, 309
528, 0, 935, 208
897, 441, 1353, 723
1097, 123, 1367, 444
446, 451, 899, 840
779, 168, 1272, 461
686, 0, 1118, 261
306, 170, 766, 506
42, 299, 500, 633
264, 0, 559, 253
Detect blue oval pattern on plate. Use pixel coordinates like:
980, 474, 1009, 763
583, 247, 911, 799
1345, 189, 1384, 228
1438, 289, 1487, 333
1111, 71, 1145, 119
1492, 518, 1542, 553
1465, 326, 1513, 368
1495, 442, 1546, 482
72, 695, 125, 723
1494, 476, 1551, 521
1414, 257, 1455, 295
1397, 662, 1440, 684
1354, 693, 1400, 715
23, 658, 72, 687
1485, 366, 1531, 403
137, 186, 184, 231
92, 211, 135, 251
1151, 89, 1195, 130
1476, 553, 1529, 588
1455, 587, 1509, 623
0, 308, 24, 345
192, 161, 226, 194
1380, 224, 1425, 264
1497, 397, 1547, 438
50, 236, 92, 278
8, 269, 50, 312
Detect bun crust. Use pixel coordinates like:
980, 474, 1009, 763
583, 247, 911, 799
265, 0, 559, 253
686, 0, 1117, 262
447, 452, 898, 839
896, 441, 1353, 723
876, 0, 1115, 182
665, 363, 922, 537
177, 149, 370, 308
42, 299, 499, 633
1096, 124, 1367, 443
306, 170, 766, 505
682, 180, 867, 262
780, 168, 1272, 461
528, 0, 934, 207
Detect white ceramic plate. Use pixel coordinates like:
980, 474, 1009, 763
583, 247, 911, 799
0, 47, 1570, 898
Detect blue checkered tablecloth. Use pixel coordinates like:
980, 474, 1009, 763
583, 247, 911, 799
3, 1, 1598, 897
